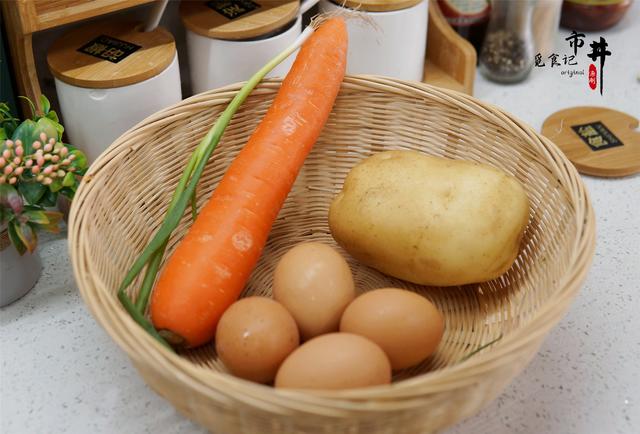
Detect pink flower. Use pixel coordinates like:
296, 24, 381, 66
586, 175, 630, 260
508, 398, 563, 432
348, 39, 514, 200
13, 157, 21, 165
3, 165, 13, 175
52, 155, 60, 163
40, 132, 47, 142
4, 140, 13, 148
57, 170, 65, 178
0, 157, 5, 166
44, 143, 53, 153
31, 166, 41, 174
14, 140, 21, 147
43, 166, 53, 175
25, 159, 33, 168
36, 174, 44, 182
15, 146, 24, 156
2, 149, 11, 159
8, 177, 17, 185
59, 147, 69, 157
14, 167, 24, 176
43, 177, 53, 185
32, 141, 41, 150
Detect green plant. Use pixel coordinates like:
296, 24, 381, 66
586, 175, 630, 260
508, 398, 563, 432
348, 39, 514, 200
0, 95, 88, 254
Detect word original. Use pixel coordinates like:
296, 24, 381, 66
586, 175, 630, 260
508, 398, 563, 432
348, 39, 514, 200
535, 31, 612, 95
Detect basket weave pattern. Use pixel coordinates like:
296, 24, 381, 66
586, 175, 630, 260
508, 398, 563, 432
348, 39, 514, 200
69, 76, 595, 434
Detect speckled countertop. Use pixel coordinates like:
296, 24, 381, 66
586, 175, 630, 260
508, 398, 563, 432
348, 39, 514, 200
1, 6, 639, 434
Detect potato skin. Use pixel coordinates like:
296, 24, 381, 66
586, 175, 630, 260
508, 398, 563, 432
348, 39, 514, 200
328, 151, 530, 286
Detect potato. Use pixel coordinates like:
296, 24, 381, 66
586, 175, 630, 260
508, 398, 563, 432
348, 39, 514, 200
328, 151, 530, 286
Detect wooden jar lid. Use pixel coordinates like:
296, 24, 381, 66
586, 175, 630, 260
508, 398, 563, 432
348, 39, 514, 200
331, 0, 423, 12
541, 107, 640, 178
47, 20, 176, 89
180, 0, 299, 40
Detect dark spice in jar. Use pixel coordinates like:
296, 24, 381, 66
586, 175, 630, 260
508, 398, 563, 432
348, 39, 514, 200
480, 30, 531, 81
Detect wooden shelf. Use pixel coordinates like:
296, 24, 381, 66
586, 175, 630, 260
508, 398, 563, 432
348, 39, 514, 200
1, 0, 155, 114
423, 0, 476, 95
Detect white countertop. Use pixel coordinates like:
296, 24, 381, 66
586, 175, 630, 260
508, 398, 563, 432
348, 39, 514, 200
2, 6, 639, 434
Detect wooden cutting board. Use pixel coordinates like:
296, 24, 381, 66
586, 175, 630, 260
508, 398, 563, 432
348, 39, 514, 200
541, 107, 640, 178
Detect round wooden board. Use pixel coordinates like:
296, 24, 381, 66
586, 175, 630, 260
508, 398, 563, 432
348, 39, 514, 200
541, 107, 640, 178
180, 0, 299, 40
47, 20, 175, 89
336, 0, 423, 12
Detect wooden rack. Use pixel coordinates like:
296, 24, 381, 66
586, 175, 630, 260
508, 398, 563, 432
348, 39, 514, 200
1, 0, 156, 112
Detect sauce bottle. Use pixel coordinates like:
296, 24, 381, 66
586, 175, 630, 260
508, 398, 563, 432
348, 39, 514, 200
560, 0, 633, 31
437, 0, 491, 56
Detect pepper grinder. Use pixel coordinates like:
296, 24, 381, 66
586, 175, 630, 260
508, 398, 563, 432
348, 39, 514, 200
479, 0, 535, 83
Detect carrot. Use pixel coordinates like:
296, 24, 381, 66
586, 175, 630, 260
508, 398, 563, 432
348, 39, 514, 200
149, 18, 348, 348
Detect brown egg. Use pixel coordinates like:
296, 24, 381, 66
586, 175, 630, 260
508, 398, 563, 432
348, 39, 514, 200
215, 297, 299, 383
340, 288, 444, 370
274, 333, 391, 390
273, 242, 355, 340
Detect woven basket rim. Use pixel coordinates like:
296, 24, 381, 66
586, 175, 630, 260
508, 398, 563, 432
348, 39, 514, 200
68, 75, 596, 411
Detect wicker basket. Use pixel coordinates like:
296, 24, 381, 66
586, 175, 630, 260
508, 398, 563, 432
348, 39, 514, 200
69, 76, 595, 434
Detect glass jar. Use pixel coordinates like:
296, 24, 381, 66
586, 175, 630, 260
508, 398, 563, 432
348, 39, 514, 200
560, 0, 632, 31
479, 0, 536, 83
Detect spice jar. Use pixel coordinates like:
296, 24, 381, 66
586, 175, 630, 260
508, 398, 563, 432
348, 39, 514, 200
560, 0, 632, 31
479, 0, 535, 83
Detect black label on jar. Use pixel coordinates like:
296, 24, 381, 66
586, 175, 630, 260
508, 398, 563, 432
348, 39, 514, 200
571, 121, 624, 151
77, 35, 141, 63
207, 0, 261, 19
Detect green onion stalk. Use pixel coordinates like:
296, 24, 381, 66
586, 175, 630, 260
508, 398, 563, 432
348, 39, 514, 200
117, 25, 317, 350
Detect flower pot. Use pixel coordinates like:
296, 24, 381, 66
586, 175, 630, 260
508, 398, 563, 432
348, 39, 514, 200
0, 229, 42, 307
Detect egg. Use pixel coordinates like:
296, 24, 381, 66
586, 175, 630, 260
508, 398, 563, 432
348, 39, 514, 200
215, 297, 299, 383
340, 288, 444, 370
273, 242, 355, 340
274, 333, 391, 390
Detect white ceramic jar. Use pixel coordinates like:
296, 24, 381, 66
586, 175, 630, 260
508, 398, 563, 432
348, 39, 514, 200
319, 0, 429, 81
47, 22, 182, 163
186, 16, 301, 93
53, 55, 181, 162
181, 0, 317, 93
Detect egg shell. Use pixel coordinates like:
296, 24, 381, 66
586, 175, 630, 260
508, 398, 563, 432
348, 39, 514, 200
215, 297, 299, 384
274, 333, 391, 390
340, 288, 444, 370
273, 242, 355, 340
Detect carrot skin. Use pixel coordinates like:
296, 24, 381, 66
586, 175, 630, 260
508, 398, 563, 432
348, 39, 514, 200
150, 19, 348, 348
